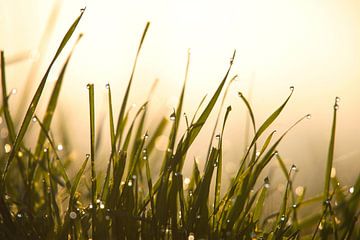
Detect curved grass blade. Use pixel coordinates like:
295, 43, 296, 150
1, 10, 85, 185
115, 22, 150, 147
34, 34, 83, 158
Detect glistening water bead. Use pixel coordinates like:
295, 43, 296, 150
170, 111, 176, 121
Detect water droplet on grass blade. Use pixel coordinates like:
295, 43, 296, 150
57, 144, 63, 151
289, 86, 295, 91
170, 111, 176, 121
32, 116, 37, 122
264, 177, 270, 189
349, 186, 354, 194
4, 144, 11, 153
105, 83, 110, 89
306, 114, 312, 119
291, 164, 297, 171
215, 134, 221, 140
188, 233, 195, 240
128, 180, 133, 187
86, 153, 90, 158
11, 88, 17, 95
69, 211, 77, 219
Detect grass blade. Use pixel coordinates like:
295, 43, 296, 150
1, 10, 84, 185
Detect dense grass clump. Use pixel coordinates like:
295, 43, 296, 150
0, 10, 359, 240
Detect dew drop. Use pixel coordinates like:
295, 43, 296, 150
349, 186, 354, 194
80, 7, 86, 12
170, 111, 176, 121
292, 204, 297, 208
280, 215, 286, 221
4, 144, 12, 153
32, 116, 37, 122
86, 153, 91, 158
69, 211, 77, 219
196, 215, 201, 219
144, 133, 149, 139
188, 233, 195, 240
96, 199, 101, 204
105, 83, 110, 89
16, 213, 22, 218
86, 83, 91, 89
100, 203, 105, 209
89, 204, 93, 209
128, 180, 133, 187
184, 177, 190, 185
11, 88, 17, 95
334, 104, 339, 110
335, 96, 341, 103
256, 151, 260, 157
57, 144, 63, 151
215, 134, 221, 140
289, 86, 295, 91
264, 177, 270, 189
17, 151, 23, 158
291, 164, 297, 171
306, 114, 312, 119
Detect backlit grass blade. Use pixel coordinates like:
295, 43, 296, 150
33, 115, 71, 191
115, 22, 150, 147
87, 83, 97, 238
1, 51, 16, 142
1, 10, 84, 185
213, 106, 232, 223
206, 75, 237, 162
324, 97, 339, 201
236, 87, 294, 179
184, 51, 236, 150
34, 34, 83, 157
100, 83, 115, 200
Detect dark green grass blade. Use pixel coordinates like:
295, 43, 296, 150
1, 51, 16, 142
206, 75, 237, 163
33, 115, 71, 191
100, 83, 116, 200
213, 106, 232, 223
115, 22, 150, 147
1, 10, 84, 185
87, 83, 97, 238
184, 51, 236, 151
237, 87, 294, 178
34, 34, 83, 157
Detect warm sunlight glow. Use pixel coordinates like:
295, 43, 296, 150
1, 0, 359, 188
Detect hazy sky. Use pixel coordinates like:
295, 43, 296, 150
1, 0, 359, 193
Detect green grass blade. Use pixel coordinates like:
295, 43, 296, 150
1, 10, 84, 186
115, 22, 150, 147
324, 97, 339, 201
1, 51, 16, 142
34, 34, 83, 157
87, 83, 97, 238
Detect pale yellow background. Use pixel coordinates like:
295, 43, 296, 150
1, 0, 359, 202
